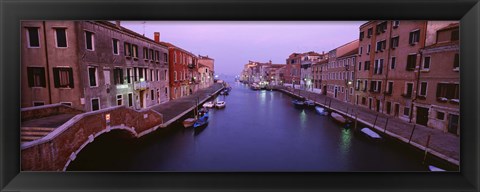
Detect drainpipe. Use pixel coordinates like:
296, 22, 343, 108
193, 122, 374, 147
43, 21, 52, 104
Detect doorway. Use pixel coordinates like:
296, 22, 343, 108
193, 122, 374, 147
448, 114, 459, 135
139, 90, 145, 108
334, 87, 338, 98
416, 106, 429, 126
394, 103, 400, 117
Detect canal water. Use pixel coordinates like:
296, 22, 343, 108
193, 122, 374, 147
68, 81, 428, 171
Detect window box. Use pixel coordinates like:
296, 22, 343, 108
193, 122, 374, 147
417, 95, 426, 100
133, 57, 138, 61
437, 97, 448, 102
449, 99, 459, 104
420, 69, 430, 72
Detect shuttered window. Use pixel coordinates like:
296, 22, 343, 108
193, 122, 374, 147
27, 67, 46, 87
53, 67, 74, 88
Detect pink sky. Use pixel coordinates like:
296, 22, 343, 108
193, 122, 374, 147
121, 21, 365, 76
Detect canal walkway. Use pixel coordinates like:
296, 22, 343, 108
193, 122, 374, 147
276, 86, 459, 166
151, 83, 224, 127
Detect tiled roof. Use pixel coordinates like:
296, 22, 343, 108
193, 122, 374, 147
438, 23, 459, 31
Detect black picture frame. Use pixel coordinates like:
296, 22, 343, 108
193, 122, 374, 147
1, 0, 479, 191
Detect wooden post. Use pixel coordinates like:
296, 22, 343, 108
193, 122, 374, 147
408, 124, 417, 144
422, 134, 432, 164
383, 118, 389, 133
328, 99, 332, 110
354, 113, 358, 131
372, 114, 379, 130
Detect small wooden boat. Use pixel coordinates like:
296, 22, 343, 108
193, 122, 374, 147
292, 100, 305, 108
193, 116, 209, 129
215, 101, 226, 109
202, 101, 215, 108
331, 112, 347, 124
315, 106, 328, 115
304, 100, 315, 107
360, 128, 382, 140
182, 118, 196, 128
428, 165, 446, 172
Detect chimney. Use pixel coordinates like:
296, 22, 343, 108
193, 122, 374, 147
115, 21, 121, 29
154, 32, 160, 42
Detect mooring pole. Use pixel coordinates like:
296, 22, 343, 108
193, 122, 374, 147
354, 113, 358, 131
383, 118, 389, 133
422, 134, 432, 164
408, 124, 417, 144
372, 114, 379, 130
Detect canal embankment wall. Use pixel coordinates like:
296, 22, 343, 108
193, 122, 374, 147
274, 86, 459, 169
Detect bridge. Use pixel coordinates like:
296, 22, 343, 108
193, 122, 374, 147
21, 84, 224, 171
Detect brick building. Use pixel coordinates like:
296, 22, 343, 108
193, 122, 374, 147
325, 40, 359, 102
312, 59, 329, 94
22, 21, 170, 111
197, 55, 215, 89
285, 53, 302, 88
159, 41, 198, 100
300, 51, 327, 91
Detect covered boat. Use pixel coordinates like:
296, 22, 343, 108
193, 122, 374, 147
315, 106, 328, 115
215, 101, 226, 109
292, 100, 305, 108
202, 101, 215, 108
331, 112, 347, 124
304, 100, 315, 107
360, 128, 382, 140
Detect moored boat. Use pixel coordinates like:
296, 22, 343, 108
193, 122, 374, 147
193, 116, 209, 129
360, 128, 382, 140
292, 100, 305, 108
304, 100, 315, 107
215, 101, 226, 109
202, 101, 215, 108
331, 112, 347, 124
428, 165, 446, 172
315, 106, 328, 115
182, 118, 196, 128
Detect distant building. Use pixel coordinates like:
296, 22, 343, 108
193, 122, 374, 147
22, 21, 169, 111
197, 55, 215, 89
312, 59, 328, 94
285, 53, 302, 88
300, 51, 328, 91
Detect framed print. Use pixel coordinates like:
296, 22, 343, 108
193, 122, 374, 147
1, 0, 479, 191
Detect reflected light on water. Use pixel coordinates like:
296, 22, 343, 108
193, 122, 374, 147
339, 128, 352, 158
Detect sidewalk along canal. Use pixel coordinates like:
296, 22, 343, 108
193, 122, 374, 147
150, 83, 224, 128
274, 86, 459, 169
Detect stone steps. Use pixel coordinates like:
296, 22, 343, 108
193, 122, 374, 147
21, 127, 55, 143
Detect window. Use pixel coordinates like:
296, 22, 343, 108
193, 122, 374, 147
363, 80, 368, 91
358, 62, 362, 71
391, 36, 399, 49
374, 59, 384, 74
386, 101, 392, 114
150, 49, 154, 61
403, 107, 410, 116
156, 69, 159, 81
128, 93, 133, 107
133, 67, 138, 82
359, 47, 363, 55
164, 70, 168, 80
126, 68, 132, 83
150, 69, 153, 81
391, 57, 396, 69
85, 31, 94, 50
174, 52, 177, 63
423, 56, 431, 70
124, 42, 132, 57
356, 80, 361, 90
155, 51, 160, 62
53, 67, 74, 88
117, 94, 123, 106
376, 40, 386, 52
88, 66, 97, 87
376, 21, 387, 34
364, 61, 371, 71
359, 31, 364, 41
404, 83, 414, 97
350, 87, 353, 95
143, 47, 149, 60
112, 39, 119, 55
362, 97, 366, 105
453, 53, 459, 69
367, 44, 371, 54
406, 54, 416, 71
174, 71, 177, 81
164, 53, 168, 62
151, 90, 154, 100
91, 98, 100, 111
436, 83, 459, 100
139, 68, 144, 80
451, 29, 459, 41
113, 68, 124, 84
387, 81, 393, 94
26, 27, 40, 48
55, 28, 67, 48
392, 21, 400, 28
420, 82, 427, 96
409, 30, 420, 45
132, 44, 138, 58
103, 69, 110, 85
367, 28, 373, 37
437, 111, 445, 120
27, 67, 46, 87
